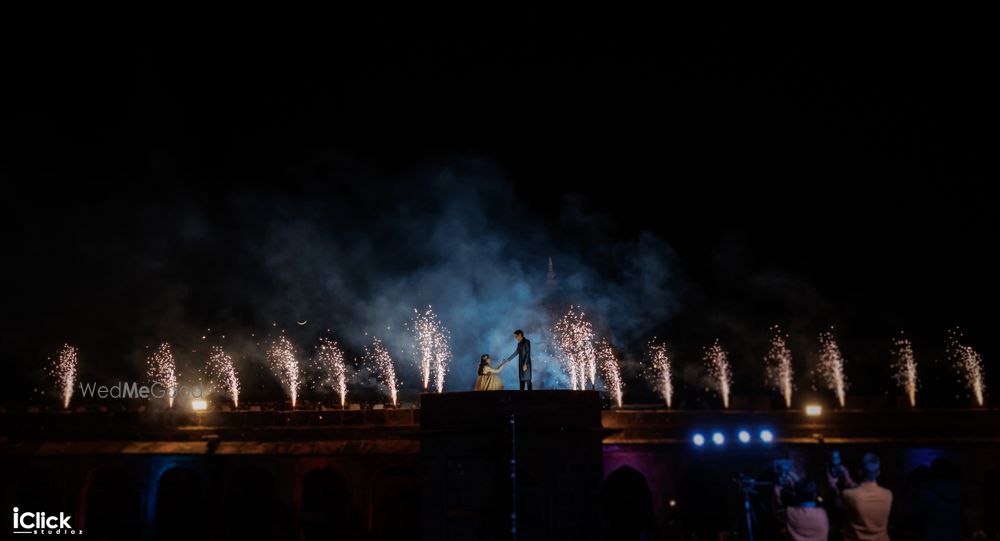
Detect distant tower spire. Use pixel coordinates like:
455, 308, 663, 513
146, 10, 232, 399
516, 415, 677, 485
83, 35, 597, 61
546, 256, 558, 288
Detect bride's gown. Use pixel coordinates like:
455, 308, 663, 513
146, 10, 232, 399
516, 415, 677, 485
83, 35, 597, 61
474, 364, 505, 391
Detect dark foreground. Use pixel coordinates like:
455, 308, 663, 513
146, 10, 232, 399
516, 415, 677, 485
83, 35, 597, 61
2, 392, 998, 540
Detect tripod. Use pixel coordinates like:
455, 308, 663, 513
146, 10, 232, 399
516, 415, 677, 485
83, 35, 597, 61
732, 475, 772, 541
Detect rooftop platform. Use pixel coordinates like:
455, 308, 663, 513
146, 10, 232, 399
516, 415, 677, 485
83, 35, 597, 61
1, 395, 997, 453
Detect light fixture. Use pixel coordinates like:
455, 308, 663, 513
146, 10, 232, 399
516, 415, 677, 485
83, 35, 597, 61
711, 432, 725, 445
759, 429, 774, 443
191, 399, 208, 411
738, 430, 751, 443
805, 404, 823, 416
692, 433, 706, 447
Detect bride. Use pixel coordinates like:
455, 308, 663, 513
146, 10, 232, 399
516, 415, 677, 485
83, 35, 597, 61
474, 354, 510, 391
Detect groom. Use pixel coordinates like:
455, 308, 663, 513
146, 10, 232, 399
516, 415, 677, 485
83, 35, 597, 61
503, 329, 532, 390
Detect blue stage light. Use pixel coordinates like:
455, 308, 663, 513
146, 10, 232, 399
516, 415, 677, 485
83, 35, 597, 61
738, 430, 751, 443
712, 432, 725, 445
692, 433, 706, 447
759, 429, 774, 443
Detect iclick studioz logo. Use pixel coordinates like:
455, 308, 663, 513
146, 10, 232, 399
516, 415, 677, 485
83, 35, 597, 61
12, 507, 82, 535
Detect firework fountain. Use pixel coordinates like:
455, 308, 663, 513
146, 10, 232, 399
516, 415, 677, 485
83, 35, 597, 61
596, 340, 624, 407
267, 336, 301, 409
765, 327, 795, 408
646, 339, 673, 408
411, 307, 452, 393
146, 342, 179, 408
891, 336, 918, 407
817, 331, 849, 408
50, 344, 78, 409
948, 331, 986, 406
317, 337, 348, 407
413, 310, 434, 391
557, 350, 582, 391
553, 306, 597, 390
704, 340, 733, 409
365, 337, 399, 407
206, 346, 241, 408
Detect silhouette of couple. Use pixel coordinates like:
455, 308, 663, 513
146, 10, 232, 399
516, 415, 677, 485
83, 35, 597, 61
474, 330, 532, 391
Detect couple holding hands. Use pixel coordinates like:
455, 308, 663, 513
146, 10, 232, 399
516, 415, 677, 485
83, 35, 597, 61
474, 329, 532, 391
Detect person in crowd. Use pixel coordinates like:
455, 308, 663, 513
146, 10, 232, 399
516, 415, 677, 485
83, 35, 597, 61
904, 458, 964, 541
783, 478, 830, 541
828, 452, 892, 541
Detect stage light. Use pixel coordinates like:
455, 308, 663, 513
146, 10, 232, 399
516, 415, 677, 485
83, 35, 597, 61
712, 432, 725, 445
738, 430, 751, 443
191, 399, 208, 411
692, 433, 706, 447
805, 404, 823, 416
759, 429, 774, 443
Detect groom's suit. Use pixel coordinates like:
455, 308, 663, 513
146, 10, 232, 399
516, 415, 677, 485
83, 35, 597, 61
515, 338, 531, 381
507, 338, 531, 390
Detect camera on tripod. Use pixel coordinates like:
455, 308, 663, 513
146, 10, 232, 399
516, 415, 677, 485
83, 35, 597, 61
732, 473, 773, 493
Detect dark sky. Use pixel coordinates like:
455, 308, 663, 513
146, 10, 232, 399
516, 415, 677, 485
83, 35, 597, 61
1, 14, 995, 403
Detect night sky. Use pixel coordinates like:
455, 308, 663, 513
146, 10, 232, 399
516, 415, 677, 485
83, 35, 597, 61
2, 15, 995, 403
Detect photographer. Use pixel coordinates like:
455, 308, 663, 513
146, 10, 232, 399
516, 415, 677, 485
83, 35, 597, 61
773, 458, 800, 508
828, 452, 892, 541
